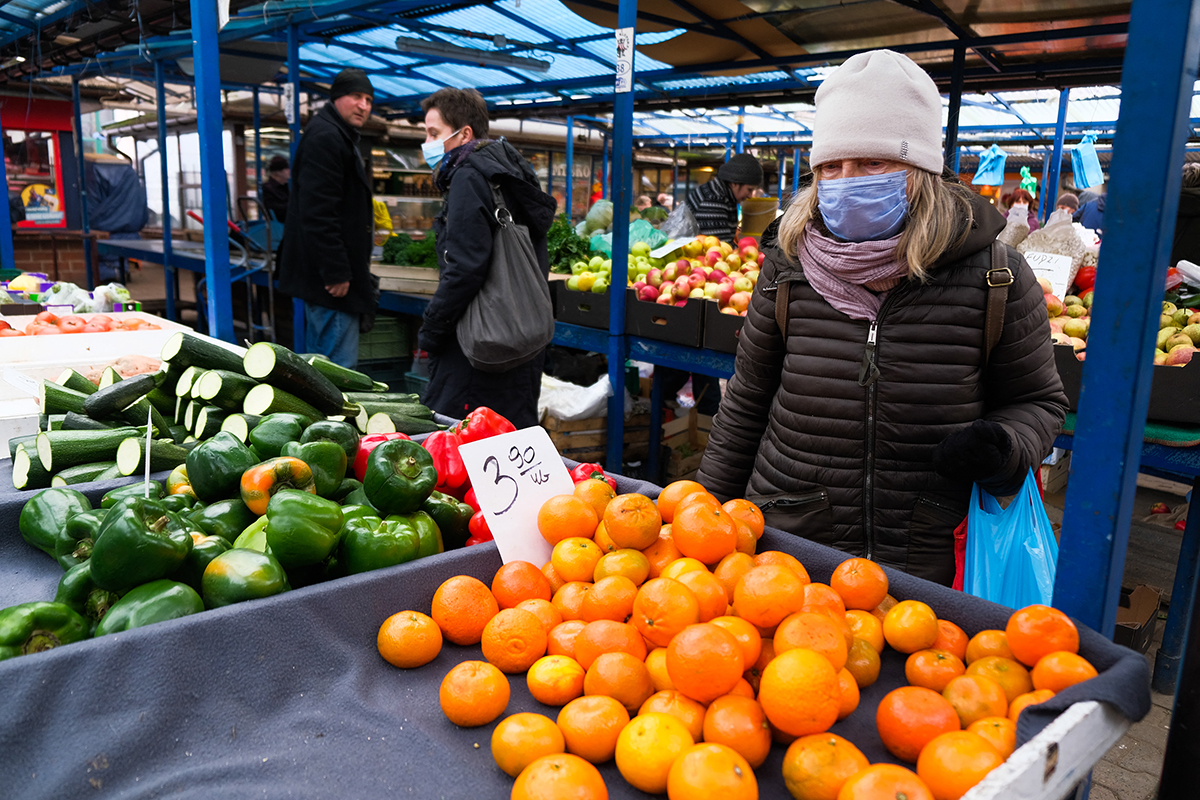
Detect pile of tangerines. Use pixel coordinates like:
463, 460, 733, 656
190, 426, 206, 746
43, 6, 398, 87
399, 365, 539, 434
375, 478, 1100, 800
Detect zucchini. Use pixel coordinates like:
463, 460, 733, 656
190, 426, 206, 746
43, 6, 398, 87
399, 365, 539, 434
115, 437, 192, 476
364, 412, 441, 436
51, 461, 119, 487
174, 396, 186, 426
96, 463, 124, 482
193, 406, 228, 440
36, 427, 140, 472
166, 424, 190, 444
243, 342, 347, 415
160, 332, 248, 374
41, 381, 88, 415
183, 401, 200, 432
174, 366, 205, 398
82, 373, 157, 419
153, 363, 179, 393
98, 366, 122, 390
40, 414, 67, 431
356, 401, 433, 420
8, 433, 38, 460
344, 392, 422, 404
62, 412, 115, 431
305, 357, 375, 392
56, 369, 98, 395
195, 370, 259, 410
145, 387, 176, 417
12, 444, 52, 491
219, 413, 261, 443
243, 383, 337, 424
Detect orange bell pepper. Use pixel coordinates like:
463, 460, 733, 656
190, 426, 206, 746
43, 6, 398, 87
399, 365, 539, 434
240, 456, 317, 515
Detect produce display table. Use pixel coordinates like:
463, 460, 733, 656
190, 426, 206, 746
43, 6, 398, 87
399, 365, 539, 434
0, 467, 1150, 799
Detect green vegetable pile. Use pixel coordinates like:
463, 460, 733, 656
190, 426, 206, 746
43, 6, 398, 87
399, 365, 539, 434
380, 231, 439, 269
548, 214, 593, 274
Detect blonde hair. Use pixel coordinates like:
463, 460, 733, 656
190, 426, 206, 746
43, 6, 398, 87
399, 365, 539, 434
777, 168, 975, 281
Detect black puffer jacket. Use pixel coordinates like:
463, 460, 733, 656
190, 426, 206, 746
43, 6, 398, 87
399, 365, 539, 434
696, 192, 1068, 585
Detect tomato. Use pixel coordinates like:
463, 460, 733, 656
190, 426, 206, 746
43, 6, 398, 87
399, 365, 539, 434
80, 323, 109, 334
0, 319, 10, 331
89, 315, 113, 326
140, 322, 161, 330
120, 318, 144, 330
0, 328, 25, 336
35, 310, 59, 325
32, 325, 63, 335
57, 316, 86, 333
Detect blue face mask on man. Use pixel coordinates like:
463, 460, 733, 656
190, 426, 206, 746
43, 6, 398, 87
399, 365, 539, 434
817, 170, 909, 242
422, 128, 463, 171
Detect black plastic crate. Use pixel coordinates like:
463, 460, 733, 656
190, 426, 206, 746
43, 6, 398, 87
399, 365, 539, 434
1054, 344, 1200, 425
358, 357, 411, 388
625, 288, 704, 348
554, 286, 611, 329
702, 301, 745, 354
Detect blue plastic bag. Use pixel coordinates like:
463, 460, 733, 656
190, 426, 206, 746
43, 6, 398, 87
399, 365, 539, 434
1071, 135, 1105, 189
971, 144, 1008, 186
964, 469, 1059, 608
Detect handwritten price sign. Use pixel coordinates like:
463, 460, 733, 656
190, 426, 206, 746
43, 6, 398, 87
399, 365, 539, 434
1024, 251, 1074, 299
458, 426, 574, 566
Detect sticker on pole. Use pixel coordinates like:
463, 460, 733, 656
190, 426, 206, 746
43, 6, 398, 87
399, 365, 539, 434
458, 426, 573, 567
1024, 251, 1074, 299
283, 84, 295, 125
615, 27, 634, 94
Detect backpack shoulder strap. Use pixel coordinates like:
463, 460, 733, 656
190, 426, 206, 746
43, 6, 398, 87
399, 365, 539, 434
984, 240, 1014, 365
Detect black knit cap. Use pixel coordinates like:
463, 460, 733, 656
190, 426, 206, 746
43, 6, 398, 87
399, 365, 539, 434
1055, 193, 1079, 210
267, 155, 289, 172
718, 153, 763, 186
330, 68, 375, 101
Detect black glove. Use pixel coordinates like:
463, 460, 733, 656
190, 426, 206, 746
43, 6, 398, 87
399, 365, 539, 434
416, 321, 448, 356
932, 420, 1013, 484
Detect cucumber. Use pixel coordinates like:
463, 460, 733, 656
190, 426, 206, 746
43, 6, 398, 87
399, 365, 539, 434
243, 342, 348, 415
167, 424, 190, 444
220, 413, 262, 443
161, 332, 248, 374
243, 383, 332, 424
195, 369, 259, 411
364, 412, 441, 436
344, 392, 422, 404
12, 444, 52, 490
51, 461, 120, 486
62, 412, 115, 431
193, 406, 228, 440
36, 427, 140, 472
42, 381, 88, 415
356, 401, 433, 420
56, 369, 98, 395
145, 387, 176, 417
115, 437, 192, 476
82, 373, 157, 419
8, 433, 38, 460
305, 357, 376, 392
174, 366, 205, 398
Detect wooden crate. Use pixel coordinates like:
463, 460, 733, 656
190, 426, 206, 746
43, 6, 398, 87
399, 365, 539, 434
1040, 451, 1072, 494
371, 263, 440, 294
543, 413, 651, 465
662, 410, 713, 480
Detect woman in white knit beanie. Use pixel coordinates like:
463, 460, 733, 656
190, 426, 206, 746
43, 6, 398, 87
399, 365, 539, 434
697, 50, 1067, 586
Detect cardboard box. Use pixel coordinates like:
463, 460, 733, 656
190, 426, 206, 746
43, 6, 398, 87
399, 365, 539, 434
1113, 584, 1163, 655
1054, 344, 1200, 425
370, 263, 439, 295
662, 410, 712, 480
554, 286, 610, 329
626, 289, 704, 347
542, 412, 651, 465
1039, 451, 1071, 494
702, 301, 745, 354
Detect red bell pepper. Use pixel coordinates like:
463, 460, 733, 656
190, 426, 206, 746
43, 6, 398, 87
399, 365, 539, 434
353, 432, 411, 482
453, 407, 516, 444
1073, 265, 1096, 293
423, 430, 468, 494
569, 462, 617, 491
465, 511, 494, 546
463, 487, 480, 513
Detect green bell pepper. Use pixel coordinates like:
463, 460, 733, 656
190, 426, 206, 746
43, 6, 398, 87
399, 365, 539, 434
159, 493, 197, 513
101, 481, 164, 508
281, 440, 347, 498
343, 484, 376, 511
331, 477, 362, 502
248, 413, 310, 460
94, 580, 205, 636
185, 432, 261, 502
173, 533, 232, 592
233, 516, 270, 552
54, 562, 122, 634
18, 487, 91, 561
189, 498, 257, 542
339, 510, 441, 575
201, 548, 290, 608
89, 497, 195, 593
299, 419, 360, 460
421, 491, 474, 551
264, 489, 344, 570
362, 438, 438, 516
55, 508, 107, 569
0, 601, 90, 661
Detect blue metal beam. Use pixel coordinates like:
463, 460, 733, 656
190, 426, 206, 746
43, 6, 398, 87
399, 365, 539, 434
71, 78, 93, 290
0, 0, 94, 48
156, 60, 176, 323
1042, 88, 1070, 222
565, 116, 574, 218
792, 147, 802, 195
0, 106, 12, 273
607, 3, 635, 470
735, 107, 745, 155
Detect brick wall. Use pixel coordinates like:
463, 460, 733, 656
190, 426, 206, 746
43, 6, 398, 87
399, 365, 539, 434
11, 231, 104, 284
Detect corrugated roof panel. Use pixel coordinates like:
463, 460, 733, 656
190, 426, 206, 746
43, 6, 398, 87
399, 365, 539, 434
414, 62, 518, 89
301, 43, 419, 71
421, 6, 552, 44
370, 75, 445, 98
577, 40, 671, 71
495, 0, 610, 40
653, 71, 793, 91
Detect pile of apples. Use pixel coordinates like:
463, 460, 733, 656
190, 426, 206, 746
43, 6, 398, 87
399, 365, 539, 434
566, 256, 614, 294
1044, 277, 1092, 362
630, 236, 765, 316
1153, 301, 1200, 367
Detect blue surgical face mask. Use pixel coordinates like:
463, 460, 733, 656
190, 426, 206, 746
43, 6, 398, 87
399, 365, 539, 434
421, 128, 463, 170
817, 170, 909, 242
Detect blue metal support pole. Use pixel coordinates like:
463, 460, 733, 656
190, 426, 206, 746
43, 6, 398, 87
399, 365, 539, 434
943, 47, 965, 168
1043, 88, 1070, 224
735, 108, 745, 154
776, 149, 785, 198
0, 114, 14, 275
953, 146, 962, 175
547, 150, 554, 200
191, 0, 234, 342
724, 135, 731, 162
287, 22, 304, 350
1054, 0, 1200, 639
672, 144, 679, 206
155, 60, 176, 323
793, 148, 802, 195
71, 78, 93, 290
253, 87, 263, 200
565, 116, 574, 219
1037, 151, 1051, 222
601, 134, 609, 200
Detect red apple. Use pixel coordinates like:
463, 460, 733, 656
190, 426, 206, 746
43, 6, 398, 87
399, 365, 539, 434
720, 306, 741, 315
740, 245, 759, 263
673, 282, 692, 301
705, 248, 724, 267
738, 236, 757, 250
656, 290, 674, 305
732, 276, 753, 293
730, 291, 751, 313
716, 282, 736, 307
757, 252, 765, 265
632, 280, 647, 293
708, 268, 728, 283
639, 285, 660, 301
687, 273, 706, 291
646, 268, 663, 287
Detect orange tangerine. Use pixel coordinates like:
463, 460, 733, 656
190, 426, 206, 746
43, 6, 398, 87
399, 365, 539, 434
526, 654, 586, 706
552, 537, 605, 583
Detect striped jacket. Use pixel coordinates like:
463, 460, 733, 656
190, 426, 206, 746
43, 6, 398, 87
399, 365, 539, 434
684, 177, 738, 241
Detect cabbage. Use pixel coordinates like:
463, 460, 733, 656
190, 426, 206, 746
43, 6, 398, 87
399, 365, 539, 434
585, 200, 613, 235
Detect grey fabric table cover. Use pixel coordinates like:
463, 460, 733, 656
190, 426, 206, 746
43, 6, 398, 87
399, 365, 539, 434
0, 465, 1151, 799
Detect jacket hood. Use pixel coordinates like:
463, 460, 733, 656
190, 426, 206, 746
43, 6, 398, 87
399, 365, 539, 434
932, 187, 1006, 270
468, 138, 558, 236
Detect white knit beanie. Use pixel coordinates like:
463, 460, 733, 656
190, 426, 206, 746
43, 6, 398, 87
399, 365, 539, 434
809, 49, 944, 174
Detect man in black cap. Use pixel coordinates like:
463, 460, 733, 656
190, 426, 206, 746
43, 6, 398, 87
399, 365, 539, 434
681, 152, 763, 243
278, 68, 378, 367
261, 155, 290, 224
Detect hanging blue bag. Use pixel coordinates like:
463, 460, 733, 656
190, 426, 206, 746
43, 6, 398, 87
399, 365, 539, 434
972, 144, 1008, 186
1071, 135, 1105, 188
964, 469, 1059, 608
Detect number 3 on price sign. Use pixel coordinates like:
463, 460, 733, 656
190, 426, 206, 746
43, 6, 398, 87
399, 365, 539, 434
458, 427, 574, 566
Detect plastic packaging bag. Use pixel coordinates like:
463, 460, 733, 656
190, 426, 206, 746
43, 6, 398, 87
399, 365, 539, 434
1018, 211, 1087, 277
996, 205, 1031, 247
964, 469, 1059, 608
972, 144, 1008, 186
660, 203, 698, 241
537, 373, 633, 422
589, 219, 668, 257
1071, 135, 1105, 189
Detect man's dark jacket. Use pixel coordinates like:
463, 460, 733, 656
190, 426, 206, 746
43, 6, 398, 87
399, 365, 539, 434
278, 103, 375, 315
1171, 187, 1200, 266
418, 139, 557, 428
696, 191, 1067, 585
262, 177, 289, 224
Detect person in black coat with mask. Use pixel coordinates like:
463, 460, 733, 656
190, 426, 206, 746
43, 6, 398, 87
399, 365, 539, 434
417, 88, 557, 428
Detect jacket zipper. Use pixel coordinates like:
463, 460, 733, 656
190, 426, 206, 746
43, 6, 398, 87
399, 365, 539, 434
758, 490, 828, 512
918, 496, 958, 513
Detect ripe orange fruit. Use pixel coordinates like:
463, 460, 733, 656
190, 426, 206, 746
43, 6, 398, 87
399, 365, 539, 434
967, 716, 1017, 758
492, 561, 554, 610
668, 742, 758, 800
517, 598, 564, 633
642, 527, 683, 578
552, 537, 605, 583
526, 654, 586, 706
875, 686, 962, 763
482, 607, 548, 674
675, 569, 730, 621
377, 610, 442, 669
492, 712, 565, 777
631, 577, 701, 647
547, 619, 587, 659
870, 593, 899, 621
660, 557, 709, 581
733, 521, 757, 556
538, 494, 599, 545
965, 629, 1013, 664
431, 575, 500, 646
552, 581, 592, 621
713, 552, 755, 601
722, 498, 765, 539
1031, 651, 1098, 692
838, 764, 933, 800
573, 620, 647, 670
439, 660, 510, 727
672, 503, 739, 564
932, 619, 969, 662
656, 480, 707, 523
645, 647, 674, 691
836, 668, 859, 720
883, 599, 939, 654
1006, 604, 1080, 667
759, 647, 840, 737
917, 731, 1004, 800
542, 561, 566, 594
781, 733, 870, 800
702, 695, 772, 768
830, 558, 889, 611
754, 550, 812, 583
710, 616, 763, 670
845, 609, 885, 654
574, 478, 617, 520
845, 638, 882, 689
666, 622, 745, 703
580, 575, 639, 623
733, 564, 807, 629
584, 651, 654, 714
942, 674, 1009, 728
730, 677, 756, 698
1008, 688, 1056, 722
679, 489, 721, 512
614, 711, 695, 794
603, 493, 663, 550
905, 649, 967, 693
965, 656, 1033, 704
774, 611, 849, 671
557, 695, 629, 763
592, 521, 619, 554
593, 549, 651, 585
803, 582, 848, 616
743, 637, 776, 695
511, 753, 608, 800
639, 690, 706, 741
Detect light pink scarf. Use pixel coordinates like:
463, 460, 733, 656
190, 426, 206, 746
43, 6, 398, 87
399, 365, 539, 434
799, 222, 909, 321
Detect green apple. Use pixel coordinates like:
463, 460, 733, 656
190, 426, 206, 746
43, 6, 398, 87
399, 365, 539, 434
571, 261, 588, 275
592, 278, 609, 293
567, 275, 582, 291
589, 256, 605, 269
631, 241, 651, 257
